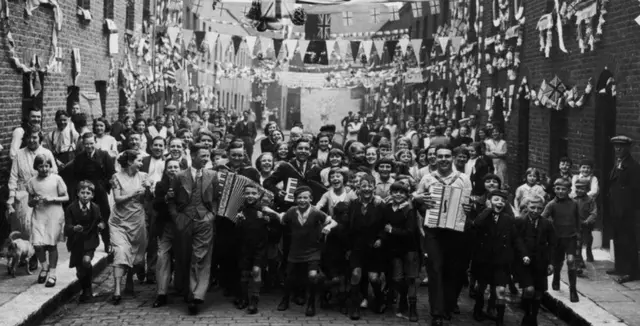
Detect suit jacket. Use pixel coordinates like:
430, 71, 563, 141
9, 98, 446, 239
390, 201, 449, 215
472, 208, 527, 266
168, 169, 219, 229
260, 138, 277, 154
264, 159, 324, 207
140, 155, 165, 174
609, 155, 640, 220
516, 217, 556, 269
470, 155, 495, 195
66, 149, 115, 196
64, 200, 102, 252
235, 121, 257, 143
153, 174, 173, 236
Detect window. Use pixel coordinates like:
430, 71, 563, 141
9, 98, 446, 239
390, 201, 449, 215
342, 11, 353, 26
125, 0, 135, 31
77, 0, 90, 10
415, 20, 421, 38
142, 0, 150, 24
103, 0, 114, 20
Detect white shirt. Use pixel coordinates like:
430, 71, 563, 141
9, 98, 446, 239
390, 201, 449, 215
148, 125, 167, 139
465, 157, 478, 176
46, 123, 79, 154
148, 157, 165, 184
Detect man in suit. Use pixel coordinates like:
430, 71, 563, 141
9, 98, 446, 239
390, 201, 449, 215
235, 110, 257, 160
65, 132, 116, 253
607, 135, 640, 284
168, 143, 220, 314
139, 136, 166, 284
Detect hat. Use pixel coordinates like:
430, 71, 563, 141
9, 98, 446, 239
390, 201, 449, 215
553, 177, 571, 187
575, 177, 590, 188
611, 135, 632, 145
164, 104, 177, 112
488, 189, 508, 200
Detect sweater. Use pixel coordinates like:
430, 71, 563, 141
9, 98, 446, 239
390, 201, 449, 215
542, 197, 581, 238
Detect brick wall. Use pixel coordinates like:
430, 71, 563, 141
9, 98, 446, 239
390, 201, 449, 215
476, 0, 640, 183
0, 0, 149, 180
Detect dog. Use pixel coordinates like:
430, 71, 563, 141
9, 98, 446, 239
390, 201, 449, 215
6, 231, 35, 277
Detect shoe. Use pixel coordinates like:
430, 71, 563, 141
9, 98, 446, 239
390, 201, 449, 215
305, 296, 316, 317
247, 296, 259, 314
551, 277, 560, 291
276, 296, 290, 311
431, 316, 444, 326
37, 270, 48, 284
188, 302, 199, 315
570, 287, 579, 303
350, 305, 361, 320
45, 276, 57, 288
111, 295, 122, 305
606, 269, 622, 275
152, 295, 167, 308
617, 275, 638, 284
408, 297, 418, 322
79, 289, 93, 303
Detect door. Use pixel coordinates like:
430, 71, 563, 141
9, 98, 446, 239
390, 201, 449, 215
517, 88, 530, 183
593, 69, 616, 246
549, 109, 569, 173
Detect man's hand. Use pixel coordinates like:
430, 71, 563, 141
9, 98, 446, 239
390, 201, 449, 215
462, 203, 473, 214
73, 225, 84, 232
278, 190, 287, 199
547, 264, 554, 276
321, 225, 332, 235
373, 239, 382, 248
97, 222, 105, 231
523, 256, 531, 265
384, 224, 393, 233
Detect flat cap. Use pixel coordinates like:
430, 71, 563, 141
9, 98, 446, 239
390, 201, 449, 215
611, 135, 632, 145
164, 104, 177, 111
488, 189, 509, 200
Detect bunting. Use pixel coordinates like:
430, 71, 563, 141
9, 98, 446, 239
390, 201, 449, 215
298, 39, 311, 58
245, 35, 258, 54
373, 40, 385, 59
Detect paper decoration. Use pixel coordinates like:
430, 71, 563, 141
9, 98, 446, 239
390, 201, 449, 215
284, 39, 298, 60
183, 29, 194, 48
298, 40, 311, 58
245, 35, 257, 53
325, 40, 336, 56
373, 40, 385, 60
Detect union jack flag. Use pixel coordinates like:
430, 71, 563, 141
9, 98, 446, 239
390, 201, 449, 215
164, 66, 176, 87
370, 8, 380, 23
342, 11, 353, 26
411, 2, 422, 17
317, 14, 331, 39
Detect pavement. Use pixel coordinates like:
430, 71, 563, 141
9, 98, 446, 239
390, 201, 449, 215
0, 242, 109, 326
543, 248, 640, 326
39, 265, 567, 326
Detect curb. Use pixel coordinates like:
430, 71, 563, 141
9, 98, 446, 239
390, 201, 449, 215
542, 291, 591, 326
1, 252, 110, 326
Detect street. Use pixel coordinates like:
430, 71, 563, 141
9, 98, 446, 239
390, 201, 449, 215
39, 265, 568, 326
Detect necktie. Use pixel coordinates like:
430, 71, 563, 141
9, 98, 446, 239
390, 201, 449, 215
82, 204, 88, 213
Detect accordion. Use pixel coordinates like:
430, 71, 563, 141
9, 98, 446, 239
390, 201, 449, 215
423, 183, 471, 232
216, 171, 274, 222
283, 177, 327, 205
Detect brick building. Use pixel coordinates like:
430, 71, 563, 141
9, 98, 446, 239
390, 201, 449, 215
0, 0, 152, 179
490, 0, 640, 243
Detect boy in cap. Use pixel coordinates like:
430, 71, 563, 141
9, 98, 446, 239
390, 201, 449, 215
542, 178, 580, 302
573, 177, 598, 272
471, 189, 528, 326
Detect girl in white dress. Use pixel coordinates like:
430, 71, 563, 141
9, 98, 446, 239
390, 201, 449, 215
485, 128, 509, 188
514, 168, 547, 214
27, 154, 69, 287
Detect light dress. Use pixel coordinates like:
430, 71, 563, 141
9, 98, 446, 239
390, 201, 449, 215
26, 174, 67, 245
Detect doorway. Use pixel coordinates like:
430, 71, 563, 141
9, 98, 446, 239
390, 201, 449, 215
549, 109, 569, 174
517, 89, 530, 183
593, 69, 616, 247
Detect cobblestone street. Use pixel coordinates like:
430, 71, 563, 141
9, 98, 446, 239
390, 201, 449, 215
40, 266, 567, 326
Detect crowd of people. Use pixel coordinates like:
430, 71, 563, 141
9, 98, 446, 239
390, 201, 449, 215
2, 103, 639, 326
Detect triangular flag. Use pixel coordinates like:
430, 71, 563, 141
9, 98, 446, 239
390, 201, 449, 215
360, 40, 373, 59
297, 40, 310, 59
217, 34, 231, 53
437, 37, 449, 53
450, 36, 464, 54
350, 41, 361, 61
410, 39, 423, 63
206, 32, 218, 55
231, 35, 243, 55
325, 40, 336, 56
336, 39, 349, 59
194, 31, 206, 49
373, 40, 385, 59
245, 36, 258, 53
259, 37, 272, 52
273, 39, 283, 59
182, 29, 194, 48
167, 27, 180, 46
398, 38, 409, 55
284, 39, 298, 60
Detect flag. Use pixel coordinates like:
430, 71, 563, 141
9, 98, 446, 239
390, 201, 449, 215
427, 0, 440, 15
389, 5, 400, 21
342, 11, 353, 26
317, 14, 331, 39
164, 65, 176, 87
370, 8, 381, 23
411, 2, 422, 17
